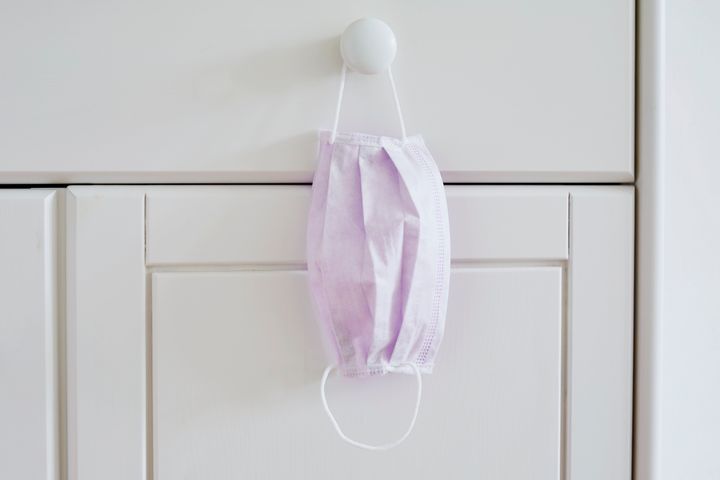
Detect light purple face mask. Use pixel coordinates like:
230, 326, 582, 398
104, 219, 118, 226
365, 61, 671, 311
307, 65, 451, 450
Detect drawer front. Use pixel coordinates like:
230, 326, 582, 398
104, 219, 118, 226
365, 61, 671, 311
0, 1, 633, 183
66, 185, 633, 480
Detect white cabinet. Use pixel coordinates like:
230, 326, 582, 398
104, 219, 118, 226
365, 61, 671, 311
0, 190, 60, 480
0, 1, 636, 477
0, 0, 633, 183
65, 185, 634, 480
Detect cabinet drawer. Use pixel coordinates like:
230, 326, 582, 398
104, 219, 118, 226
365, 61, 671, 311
0, 1, 633, 184
66, 185, 633, 480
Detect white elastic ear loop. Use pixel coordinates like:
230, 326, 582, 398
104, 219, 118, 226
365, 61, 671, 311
319, 362, 423, 451
387, 66, 408, 142
329, 64, 348, 145
329, 64, 408, 144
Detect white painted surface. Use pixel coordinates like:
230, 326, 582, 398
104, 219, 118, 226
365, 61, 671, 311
447, 189, 569, 262
0, 190, 58, 480
152, 268, 562, 479
567, 188, 634, 480
145, 187, 568, 266
67, 185, 633, 479
636, 1, 720, 478
635, 0, 664, 477
0, 1, 633, 183
66, 188, 147, 480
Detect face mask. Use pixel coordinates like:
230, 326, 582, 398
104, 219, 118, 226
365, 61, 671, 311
307, 64, 451, 450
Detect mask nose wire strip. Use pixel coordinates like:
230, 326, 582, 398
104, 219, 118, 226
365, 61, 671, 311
319, 362, 423, 451
329, 64, 408, 145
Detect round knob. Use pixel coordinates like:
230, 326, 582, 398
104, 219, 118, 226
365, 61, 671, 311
340, 18, 397, 75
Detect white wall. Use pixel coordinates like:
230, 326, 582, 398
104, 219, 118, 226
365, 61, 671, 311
637, 1, 720, 478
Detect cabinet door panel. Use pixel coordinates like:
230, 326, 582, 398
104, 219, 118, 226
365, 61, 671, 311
0, 190, 58, 480
67, 185, 633, 480
153, 267, 561, 479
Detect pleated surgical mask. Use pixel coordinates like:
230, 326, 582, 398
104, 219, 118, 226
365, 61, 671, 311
306, 64, 451, 450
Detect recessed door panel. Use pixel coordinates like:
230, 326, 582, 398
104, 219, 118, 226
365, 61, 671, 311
153, 267, 562, 480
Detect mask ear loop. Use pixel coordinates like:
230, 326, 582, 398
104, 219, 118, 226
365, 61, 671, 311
329, 64, 408, 145
329, 64, 348, 145
319, 362, 423, 451
387, 66, 408, 143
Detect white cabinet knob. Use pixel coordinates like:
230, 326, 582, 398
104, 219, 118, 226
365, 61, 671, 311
340, 18, 397, 75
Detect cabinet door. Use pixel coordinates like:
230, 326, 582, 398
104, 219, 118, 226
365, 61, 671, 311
0, 190, 59, 480
0, 1, 633, 183
66, 186, 633, 480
